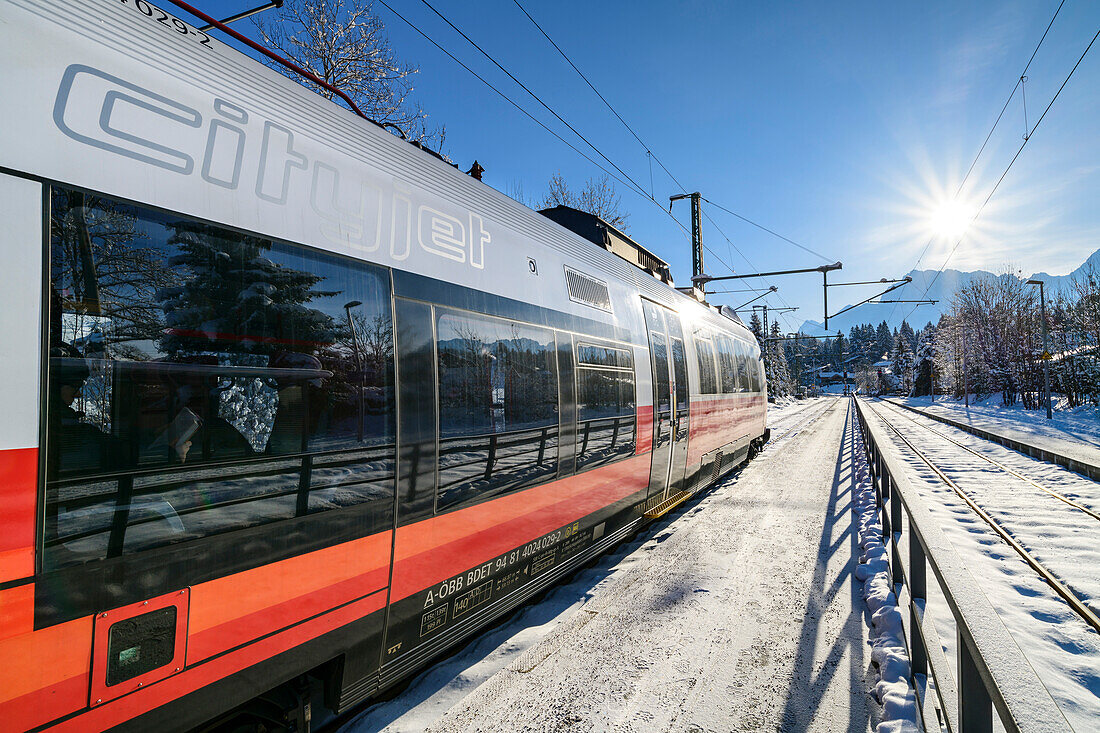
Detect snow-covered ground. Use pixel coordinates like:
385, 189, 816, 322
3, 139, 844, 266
343, 398, 902, 732
864, 398, 1100, 730
891, 395, 1100, 472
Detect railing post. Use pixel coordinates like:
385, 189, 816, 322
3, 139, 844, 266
880, 470, 891, 537
890, 486, 902, 546
537, 427, 547, 465
909, 521, 928, 678
484, 434, 497, 481
958, 629, 993, 733
295, 454, 314, 517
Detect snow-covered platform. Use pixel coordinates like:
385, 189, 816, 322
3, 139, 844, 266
886, 397, 1100, 481
349, 398, 884, 732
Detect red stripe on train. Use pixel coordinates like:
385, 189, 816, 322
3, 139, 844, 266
635, 405, 653, 455
392, 454, 649, 600
0, 617, 92, 731
687, 394, 764, 464
0, 584, 34, 642
45, 591, 387, 733
0, 447, 37, 583
187, 564, 390, 663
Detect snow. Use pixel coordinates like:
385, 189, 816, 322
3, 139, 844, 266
865, 399, 1100, 730
892, 395, 1100, 473
851, 418, 919, 732
344, 398, 899, 732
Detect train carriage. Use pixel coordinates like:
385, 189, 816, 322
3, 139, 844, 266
0, 1, 769, 730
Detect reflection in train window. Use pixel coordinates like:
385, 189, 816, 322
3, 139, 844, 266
733, 340, 752, 392
577, 343, 633, 369
575, 343, 636, 472
45, 186, 396, 570
746, 343, 763, 392
693, 333, 719, 394
715, 333, 739, 394
435, 310, 559, 510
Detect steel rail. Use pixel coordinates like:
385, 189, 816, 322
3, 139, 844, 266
763, 397, 837, 447
875, 400, 1100, 523
854, 397, 1073, 732
864, 400, 1100, 635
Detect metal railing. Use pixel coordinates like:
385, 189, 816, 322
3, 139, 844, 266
852, 397, 1071, 733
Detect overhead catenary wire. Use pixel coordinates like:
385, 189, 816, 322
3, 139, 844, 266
374, 0, 653, 208
386, 0, 799, 332
414, 0, 655, 205
886, 0, 1067, 325
376, 0, 721, 277
702, 197, 834, 264
901, 24, 1100, 326
510, 0, 825, 307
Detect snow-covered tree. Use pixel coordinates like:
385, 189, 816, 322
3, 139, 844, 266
157, 222, 337, 357
892, 333, 915, 394
253, 0, 440, 144
767, 322, 792, 397
912, 322, 937, 396
875, 321, 893, 361
749, 311, 764, 348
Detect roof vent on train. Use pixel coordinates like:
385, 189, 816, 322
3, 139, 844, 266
718, 305, 746, 325
564, 267, 613, 312
539, 206, 674, 286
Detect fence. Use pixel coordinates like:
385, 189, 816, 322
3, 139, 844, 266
852, 397, 1071, 733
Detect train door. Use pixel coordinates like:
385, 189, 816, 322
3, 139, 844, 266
641, 300, 691, 504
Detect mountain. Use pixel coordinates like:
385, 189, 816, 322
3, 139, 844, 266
797, 247, 1100, 336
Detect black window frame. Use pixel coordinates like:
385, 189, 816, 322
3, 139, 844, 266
432, 306, 561, 513
573, 337, 637, 474
39, 182, 398, 577
693, 330, 719, 395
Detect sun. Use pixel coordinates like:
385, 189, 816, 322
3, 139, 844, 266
928, 200, 975, 240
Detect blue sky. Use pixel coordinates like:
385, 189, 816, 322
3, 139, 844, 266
197, 0, 1099, 333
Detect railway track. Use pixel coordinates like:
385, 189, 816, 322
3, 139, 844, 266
873, 399, 1100, 523
762, 397, 838, 450
862, 398, 1100, 635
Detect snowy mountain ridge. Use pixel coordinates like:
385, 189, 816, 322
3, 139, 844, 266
797, 247, 1100, 336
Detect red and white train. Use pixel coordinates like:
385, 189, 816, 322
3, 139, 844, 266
0, 1, 769, 730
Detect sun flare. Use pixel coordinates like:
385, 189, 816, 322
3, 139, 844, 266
928, 200, 975, 240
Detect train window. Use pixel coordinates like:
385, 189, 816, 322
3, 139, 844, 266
693, 334, 719, 394
44, 187, 396, 570
575, 342, 636, 472
746, 344, 763, 392
715, 333, 739, 394
733, 340, 751, 392
670, 336, 689, 413
577, 343, 633, 369
435, 309, 559, 510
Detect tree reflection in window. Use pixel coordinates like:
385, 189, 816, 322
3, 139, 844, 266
436, 310, 559, 510
693, 332, 719, 395
45, 187, 395, 569
575, 342, 636, 472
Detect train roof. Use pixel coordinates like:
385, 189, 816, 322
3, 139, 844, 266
0, 0, 754, 346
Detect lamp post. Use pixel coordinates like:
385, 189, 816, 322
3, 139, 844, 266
344, 300, 365, 441
1026, 280, 1053, 420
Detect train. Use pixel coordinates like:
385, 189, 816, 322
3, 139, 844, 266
0, 1, 769, 730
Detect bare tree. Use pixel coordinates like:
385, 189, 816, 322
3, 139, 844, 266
579, 174, 629, 231
505, 180, 533, 208
540, 172, 629, 231
541, 172, 574, 209
254, 0, 439, 144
